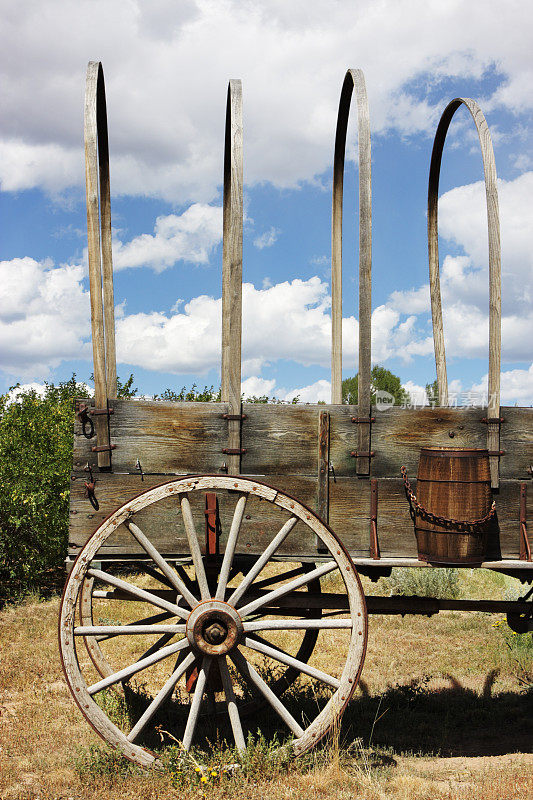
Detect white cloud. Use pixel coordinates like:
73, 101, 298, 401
382, 172, 533, 365
5, 382, 46, 403
469, 364, 533, 406
281, 379, 332, 404
115, 277, 351, 375
439, 173, 533, 316
0, 257, 90, 377
0, 1, 531, 200
111, 204, 222, 272
0, 139, 82, 194
253, 227, 280, 250
402, 380, 429, 407
241, 376, 276, 398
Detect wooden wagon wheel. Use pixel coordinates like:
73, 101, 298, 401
60, 475, 367, 765
78, 563, 324, 711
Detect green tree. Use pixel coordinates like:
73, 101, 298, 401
116, 373, 138, 399
342, 365, 410, 406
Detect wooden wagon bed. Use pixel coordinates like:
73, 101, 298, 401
70, 399, 532, 573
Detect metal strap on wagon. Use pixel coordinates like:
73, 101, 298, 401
220, 80, 244, 476
85, 61, 117, 468
331, 69, 372, 476
427, 98, 502, 488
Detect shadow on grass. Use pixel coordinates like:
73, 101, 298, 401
111, 670, 532, 759
344, 675, 533, 757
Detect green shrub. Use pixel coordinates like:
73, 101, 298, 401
387, 567, 460, 599
0, 376, 86, 602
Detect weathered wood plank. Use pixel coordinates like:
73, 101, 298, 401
369, 406, 486, 478
69, 471, 529, 561
240, 404, 318, 475
73, 402, 531, 484
499, 407, 533, 479
72, 399, 229, 475
73, 401, 530, 484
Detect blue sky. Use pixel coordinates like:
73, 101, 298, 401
0, 0, 532, 405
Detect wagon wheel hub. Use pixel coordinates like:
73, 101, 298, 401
186, 601, 243, 656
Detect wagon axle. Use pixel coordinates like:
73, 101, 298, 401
187, 601, 243, 656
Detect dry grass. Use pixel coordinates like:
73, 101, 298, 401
1, 568, 532, 800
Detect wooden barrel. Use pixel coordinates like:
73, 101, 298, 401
414, 448, 495, 565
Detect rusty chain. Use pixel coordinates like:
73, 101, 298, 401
401, 466, 496, 534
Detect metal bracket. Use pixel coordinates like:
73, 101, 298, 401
487, 450, 505, 457
520, 483, 531, 561
83, 463, 99, 510
222, 448, 247, 455
222, 413, 247, 421
370, 478, 380, 559
91, 444, 117, 453
351, 417, 375, 424
481, 417, 505, 424
351, 450, 375, 458
76, 403, 95, 439
204, 493, 221, 556
90, 407, 115, 416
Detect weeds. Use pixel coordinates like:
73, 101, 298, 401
72, 744, 144, 782
492, 618, 533, 690
388, 567, 460, 599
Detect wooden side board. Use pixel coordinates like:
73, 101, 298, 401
73, 399, 230, 475
69, 470, 530, 562
70, 399, 531, 562
73, 400, 532, 482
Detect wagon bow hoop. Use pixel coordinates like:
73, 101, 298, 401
85, 61, 117, 468
427, 98, 502, 487
331, 69, 372, 475
221, 79, 244, 476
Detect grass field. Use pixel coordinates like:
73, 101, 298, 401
1, 568, 532, 800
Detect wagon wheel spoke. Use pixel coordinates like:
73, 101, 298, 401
215, 494, 247, 600
125, 519, 198, 608
182, 656, 212, 750
127, 650, 196, 743
88, 567, 189, 619
243, 636, 340, 689
179, 493, 210, 600
227, 516, 298, 607
237, 561, 337, 617
219, 655, 246, 752
88, 637, 190, 696
230, 649, 305, 738
75, 624, 185, 637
